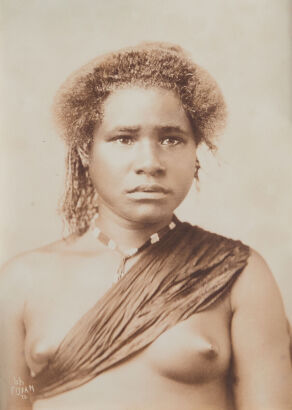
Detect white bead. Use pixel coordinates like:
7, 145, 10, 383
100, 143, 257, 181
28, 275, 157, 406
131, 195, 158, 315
169, 222, 176, 230
108, 239, 117, 250
126, 247, 138, 257
150, 233, 159, 244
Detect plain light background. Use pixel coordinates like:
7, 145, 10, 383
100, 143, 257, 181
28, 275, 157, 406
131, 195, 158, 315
0, 0, 291, 318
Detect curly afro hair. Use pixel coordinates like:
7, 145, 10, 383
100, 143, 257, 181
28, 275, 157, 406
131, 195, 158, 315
54, 42, 227, 235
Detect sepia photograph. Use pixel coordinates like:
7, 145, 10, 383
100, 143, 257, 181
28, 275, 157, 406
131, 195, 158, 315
0, 1, 291, 409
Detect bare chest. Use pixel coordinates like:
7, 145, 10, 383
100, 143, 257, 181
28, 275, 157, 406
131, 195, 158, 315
24, 252, 232, 386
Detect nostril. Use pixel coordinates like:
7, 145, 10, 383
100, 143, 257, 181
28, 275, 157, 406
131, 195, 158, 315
135, 163, 165, 176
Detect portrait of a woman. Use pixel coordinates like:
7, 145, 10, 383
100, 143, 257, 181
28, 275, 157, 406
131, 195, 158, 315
0, 41, 291, 410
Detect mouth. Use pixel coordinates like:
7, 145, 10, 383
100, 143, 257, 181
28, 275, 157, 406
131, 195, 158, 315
127, 184, 170, 194
126, 184, 170, 200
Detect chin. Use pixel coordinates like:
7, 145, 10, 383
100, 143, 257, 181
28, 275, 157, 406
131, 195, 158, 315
123, 204, 175, 225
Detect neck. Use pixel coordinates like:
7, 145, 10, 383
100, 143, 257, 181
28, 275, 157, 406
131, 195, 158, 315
96, 205, 174, 250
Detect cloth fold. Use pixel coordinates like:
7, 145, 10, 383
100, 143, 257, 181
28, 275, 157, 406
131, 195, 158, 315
33, 221, 250, 399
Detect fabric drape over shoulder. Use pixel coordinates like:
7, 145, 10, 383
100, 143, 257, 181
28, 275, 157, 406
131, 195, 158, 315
33, 221, 250, 399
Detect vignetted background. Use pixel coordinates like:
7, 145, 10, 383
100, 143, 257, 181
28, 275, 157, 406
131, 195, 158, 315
0, 0, 291, 318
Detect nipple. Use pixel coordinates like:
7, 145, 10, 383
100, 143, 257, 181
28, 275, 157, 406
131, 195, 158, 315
28, 340, 56, 379
193, 336, 218, 359
29, 360, 49, 379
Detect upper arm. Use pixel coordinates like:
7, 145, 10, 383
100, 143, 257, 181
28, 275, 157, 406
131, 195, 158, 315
230, 249, 292, 410
0, 257, 33, 409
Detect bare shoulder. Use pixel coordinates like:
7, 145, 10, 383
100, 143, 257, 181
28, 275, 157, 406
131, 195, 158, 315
230, 247, 291, 357
230, 248, 285, 313
0, 234, 80, 301
0, 237, 68, 274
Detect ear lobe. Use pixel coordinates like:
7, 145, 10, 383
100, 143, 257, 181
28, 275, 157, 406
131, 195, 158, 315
77, 146, 89, 167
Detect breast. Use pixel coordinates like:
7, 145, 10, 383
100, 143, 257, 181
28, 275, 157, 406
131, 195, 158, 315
24, 311, 73, 377
24, 275, 232, 386
24, 334, 59, 377
143, 302, 232, 384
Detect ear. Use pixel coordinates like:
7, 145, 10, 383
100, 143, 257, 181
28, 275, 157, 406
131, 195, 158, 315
77, 145, 89, 167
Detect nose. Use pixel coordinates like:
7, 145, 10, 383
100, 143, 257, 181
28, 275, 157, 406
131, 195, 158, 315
134, 140, 166, 176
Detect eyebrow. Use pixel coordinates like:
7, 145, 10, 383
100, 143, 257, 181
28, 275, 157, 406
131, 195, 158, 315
154, 126, 188, 134
111, 125, 188, 134
112, 126, 140, 133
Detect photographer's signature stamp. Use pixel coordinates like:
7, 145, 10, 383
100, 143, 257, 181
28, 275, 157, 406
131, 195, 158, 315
10, 375, 35, 400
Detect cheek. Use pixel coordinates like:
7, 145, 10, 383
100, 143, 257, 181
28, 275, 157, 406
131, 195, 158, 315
171, 153, 196, 182
177, 168, 195, 195
171, 158, 196, 198
88, 146, 126, 195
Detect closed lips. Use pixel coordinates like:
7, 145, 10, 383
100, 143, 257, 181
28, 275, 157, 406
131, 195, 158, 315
128, 185, 169, 193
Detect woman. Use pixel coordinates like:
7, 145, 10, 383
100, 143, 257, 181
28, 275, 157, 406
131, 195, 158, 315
0, 42, 291, 410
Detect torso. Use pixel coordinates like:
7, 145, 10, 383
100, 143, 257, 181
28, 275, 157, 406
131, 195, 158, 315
22, 231, 235, 409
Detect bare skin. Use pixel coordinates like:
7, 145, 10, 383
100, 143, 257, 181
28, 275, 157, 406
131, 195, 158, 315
1, 86, 291, 409
0, 234, 291, 410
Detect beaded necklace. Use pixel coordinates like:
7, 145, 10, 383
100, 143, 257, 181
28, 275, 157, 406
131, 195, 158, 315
92, 214, 177, 282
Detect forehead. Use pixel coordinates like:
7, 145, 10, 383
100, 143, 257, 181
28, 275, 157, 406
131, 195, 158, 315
98, 86, 192, 132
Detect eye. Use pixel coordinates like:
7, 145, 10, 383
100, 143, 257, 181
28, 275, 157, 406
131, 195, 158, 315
113, 135, 135, 145
160, 136, 183, 146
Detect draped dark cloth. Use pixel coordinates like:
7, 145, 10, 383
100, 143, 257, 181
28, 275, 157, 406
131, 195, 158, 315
33, 221, 250, 399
